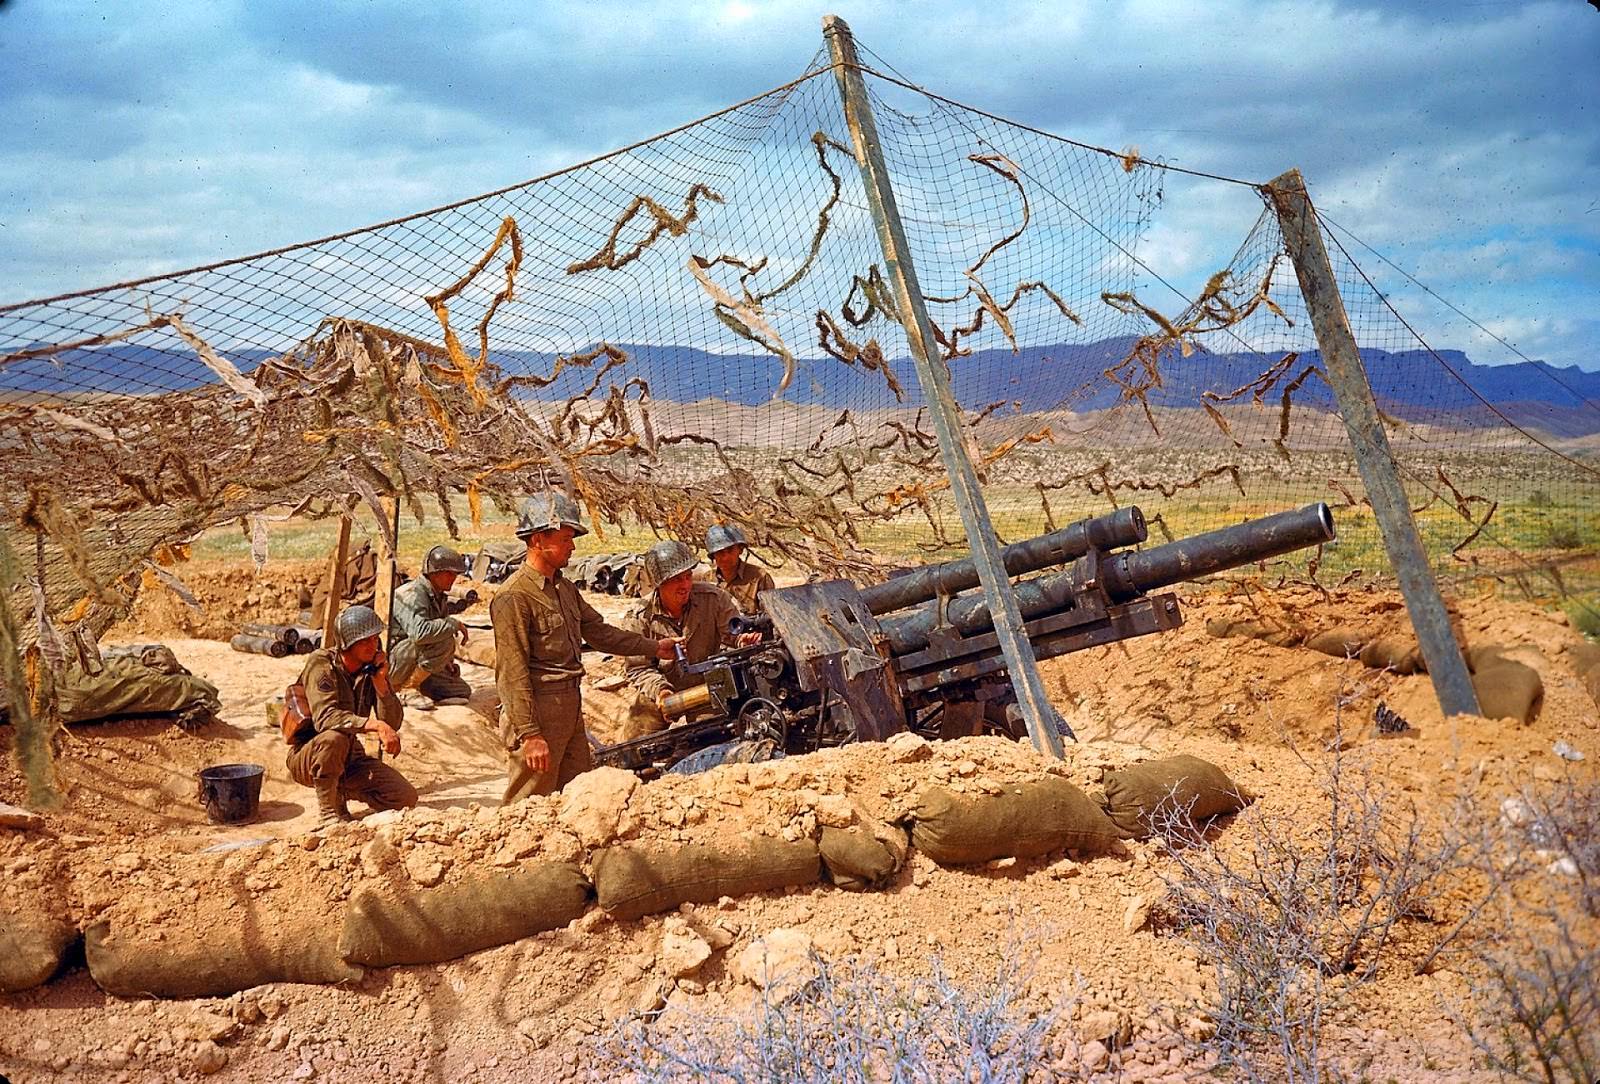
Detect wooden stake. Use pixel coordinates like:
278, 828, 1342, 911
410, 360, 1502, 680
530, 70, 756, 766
823, 15, 1067, 754
373, 497, 401, 636
1266, 168, 1480, 717
320, 515, 353, 648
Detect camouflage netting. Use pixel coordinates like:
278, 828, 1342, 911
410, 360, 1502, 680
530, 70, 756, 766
3, 48, 1598, 796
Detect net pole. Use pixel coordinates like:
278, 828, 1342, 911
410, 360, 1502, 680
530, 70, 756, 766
320, 515, 354, 649
374, 497, 401, 635
822, 14, 1069, 754
1265, 168, 1480, 717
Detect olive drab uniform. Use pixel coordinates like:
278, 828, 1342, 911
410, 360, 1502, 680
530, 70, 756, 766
622, 582, 741, 734
387, 575, 471, 702
490, 564, 661, 803
287, 648, 417, 812
701, 558, 775, 616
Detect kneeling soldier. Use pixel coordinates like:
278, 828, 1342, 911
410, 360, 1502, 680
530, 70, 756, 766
624, 540, 757, 733
492, 491, 679, 803
389, 544, 472, 704
288, 605, 419, 827
702, 524, 775, 615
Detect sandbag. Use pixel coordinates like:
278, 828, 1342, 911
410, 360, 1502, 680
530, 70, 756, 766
819, 820, 909, 891
1359, 636, 1425, 675
1472, 662, 1543, 724
1205, 617, 1304, 648
86, 913, 361, 997
339, 863, 591, 968
1467, 644, 1514, 672
1567, 640, 1600, 677
910, 777, 1121, 866
0, 908, 76, 993
593, 837, 820, 921
1101, 754, 1251, 839
1306, 626, 1371, 659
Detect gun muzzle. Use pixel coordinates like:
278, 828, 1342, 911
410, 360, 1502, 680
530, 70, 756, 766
660, 684, 714, 720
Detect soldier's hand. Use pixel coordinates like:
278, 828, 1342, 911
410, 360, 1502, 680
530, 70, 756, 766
655, 689, 673, 715
375, 720, 402, 757
457, 621, 470, 644
655, 637, 682, 661
521, 734, 551, 774
737, 631, 763, 648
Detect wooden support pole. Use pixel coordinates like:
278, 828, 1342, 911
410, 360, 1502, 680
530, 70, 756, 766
320, 514, 353, 648
823, 14, 1068, 755
373, 497, 401, 637
1265, 168, 1480, 717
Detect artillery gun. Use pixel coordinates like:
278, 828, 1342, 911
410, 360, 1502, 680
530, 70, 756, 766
595, 503, 1336, 777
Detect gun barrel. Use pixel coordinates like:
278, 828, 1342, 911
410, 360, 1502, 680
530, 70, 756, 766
859, 506, 1147, 616
1110, 502, 1336, 599
878, 503, 1335, 657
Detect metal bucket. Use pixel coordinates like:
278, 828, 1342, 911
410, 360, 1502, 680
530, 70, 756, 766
197, 763, 266, 824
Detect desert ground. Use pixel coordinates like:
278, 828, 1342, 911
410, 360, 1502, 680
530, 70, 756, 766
1, 557, 1596, 1083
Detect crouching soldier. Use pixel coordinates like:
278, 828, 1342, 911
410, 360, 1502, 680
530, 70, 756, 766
624, 540, 758, 735
287, 605, 418, 827
388, 544, 472, 706
492, 491, 679, 803
702, 524, 774, 615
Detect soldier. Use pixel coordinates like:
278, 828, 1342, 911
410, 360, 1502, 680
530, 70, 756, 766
491, 491, 679, 803
287, 605, 418, 828
388, 544, 472, 705
623, 540, 760, 733
702, 523, 775, 615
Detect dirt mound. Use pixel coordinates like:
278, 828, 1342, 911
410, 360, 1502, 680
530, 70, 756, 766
108, 559, 325, 642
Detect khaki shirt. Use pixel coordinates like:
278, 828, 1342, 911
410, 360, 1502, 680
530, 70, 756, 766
490, 564, 660, 749
389, 576, 461, 676
699, 558, 775, 615
623, 582, 741, 702
298, 647, 402, 746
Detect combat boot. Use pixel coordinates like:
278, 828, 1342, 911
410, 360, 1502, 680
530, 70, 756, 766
313, 778, 351, 828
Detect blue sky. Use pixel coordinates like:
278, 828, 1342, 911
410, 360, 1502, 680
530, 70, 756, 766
1, 0, 1595, 369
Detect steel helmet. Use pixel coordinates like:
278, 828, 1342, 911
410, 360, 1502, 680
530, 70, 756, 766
642, 540, 698, 594
515, 491, 589, 539
422, 544, 468, 576
334, 605, 385, 650
704, 523, 749, 556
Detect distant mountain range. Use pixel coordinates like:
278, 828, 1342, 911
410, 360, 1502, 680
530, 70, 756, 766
6, 335, 1598, 438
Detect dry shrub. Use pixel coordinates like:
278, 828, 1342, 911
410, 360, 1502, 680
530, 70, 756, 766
594, 949, 1065, 1084
1447, 777, 1599, 1083
1148, 710, 1474, 1082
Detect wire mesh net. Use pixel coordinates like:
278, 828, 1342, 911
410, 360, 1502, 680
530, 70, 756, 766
3, 53, 1597, 670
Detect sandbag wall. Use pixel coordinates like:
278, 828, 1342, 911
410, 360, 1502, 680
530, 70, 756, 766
0, 740, 1250, 1000
1207, 615, 1548, 724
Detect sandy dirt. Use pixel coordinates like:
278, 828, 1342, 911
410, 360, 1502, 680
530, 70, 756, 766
2, 567, 1597, 1083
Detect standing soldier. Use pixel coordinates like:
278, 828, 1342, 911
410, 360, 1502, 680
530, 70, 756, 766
286, 605, 418, 828
702, 524, 775, 615
388, 544, 472, 706
622, 540, 759, 734
491, 491, 679, 803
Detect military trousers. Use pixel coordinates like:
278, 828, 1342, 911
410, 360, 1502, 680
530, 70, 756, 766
287, 730, 418, 811
503, 681, 589, 804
